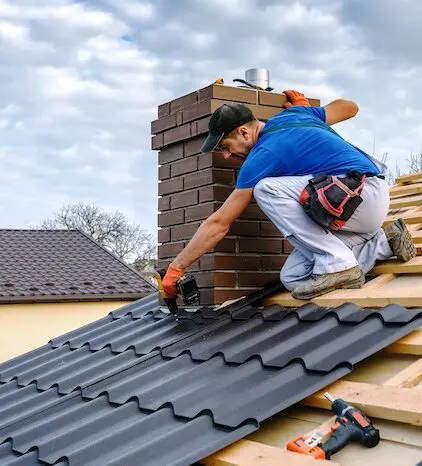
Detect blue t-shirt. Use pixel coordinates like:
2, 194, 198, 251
236, 106, 381, 189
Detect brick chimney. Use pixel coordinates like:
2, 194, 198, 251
152, 80, 319, 306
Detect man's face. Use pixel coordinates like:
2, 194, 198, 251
215, 126, 254, 160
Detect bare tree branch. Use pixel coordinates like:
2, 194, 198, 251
378, 145, 422, 185
40, 202, 157, 271
406, 146, 422, 173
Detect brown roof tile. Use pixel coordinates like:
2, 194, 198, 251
0, 229, 156, 303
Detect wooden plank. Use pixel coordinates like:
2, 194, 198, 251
284, 407, 422, 448
264, 293, 421, 309
384, 330, 422, 356
395, 172, 422, 185
384, 207, 422, 225
201, 439, 336, 466
390, 183, 422, 199
264, 274, 422, 308
360, 274, 396, 290
370, 256, 422, 275
301, 381, 422, 426
383, 209, 422, 226
408, 223, 422, 232
383, 358, 422, 388
411, 231, 422, 244
389, 193, 422, 209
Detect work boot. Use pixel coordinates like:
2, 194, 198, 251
383, 218, 416, 262
291, 265, 364, 300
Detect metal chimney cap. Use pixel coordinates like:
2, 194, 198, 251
245, 68, 270, 90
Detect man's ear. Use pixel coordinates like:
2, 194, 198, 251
238, 125, 250, 139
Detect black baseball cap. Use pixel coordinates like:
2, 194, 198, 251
200, 103, 255, 153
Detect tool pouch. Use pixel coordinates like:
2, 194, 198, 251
299, 172, 367, 230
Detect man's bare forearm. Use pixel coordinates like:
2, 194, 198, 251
324, 99, 359, 125
172, 214, 229, 269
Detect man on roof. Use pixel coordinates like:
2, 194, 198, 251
162, 90, 416, 300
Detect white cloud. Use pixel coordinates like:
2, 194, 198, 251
119, 1, 156, 20
0, 0, 421, 239
0, 21, 28, 44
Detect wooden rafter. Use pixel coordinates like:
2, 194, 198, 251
383, 358, 422, 388
384, 209, 422, 225
264, 274, 422, 307
390, 183, 422, 199
389, 193, 422, 209
384, 329, 422, 356
201, 439, 337, 466
369, 256, 422, 275
301, 380, 422, 426
395, 172, 422, 185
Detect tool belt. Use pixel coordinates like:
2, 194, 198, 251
299, 172, 383, 231
257, 108, 387, 231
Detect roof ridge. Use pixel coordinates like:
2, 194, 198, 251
75, 230, 157, 289
0, 228, 80, 232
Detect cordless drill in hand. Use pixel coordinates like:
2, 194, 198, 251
287, 392, 380, 460
154, 269, 199, 318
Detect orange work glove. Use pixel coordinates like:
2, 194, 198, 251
162, 263, 184, 298
283, 89, 311, 108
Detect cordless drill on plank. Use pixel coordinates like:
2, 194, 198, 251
287, 392, 380, 460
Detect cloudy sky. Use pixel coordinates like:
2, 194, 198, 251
1, 0, 421, 239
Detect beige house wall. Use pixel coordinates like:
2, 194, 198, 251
0, 300, 131, 364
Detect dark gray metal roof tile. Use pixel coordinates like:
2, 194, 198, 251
32, 347, 141, 393
2, 395, 255, 466
81, 353, 349, 429
49, 314, 115, 349
53, 314, 201, 355
231, 302, 319, 321
1, 347, 158, 396
0, 345, 54, 383
161, 306, 422, 372
0, 442, 42, 466
0, 382, 63, 432
109, 292, 161, 319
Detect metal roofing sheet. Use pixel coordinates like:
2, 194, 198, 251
0, 291, 421, 465
162, 303, 420, 371
0, 395, 255, 466
81, 352, 350, 428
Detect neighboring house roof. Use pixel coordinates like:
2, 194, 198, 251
0, 286, 420, 466
0, 229, 156, 303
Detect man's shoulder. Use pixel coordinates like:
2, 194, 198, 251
266, 106, 326, 125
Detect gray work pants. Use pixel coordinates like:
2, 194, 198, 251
253, 175, 393, 290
